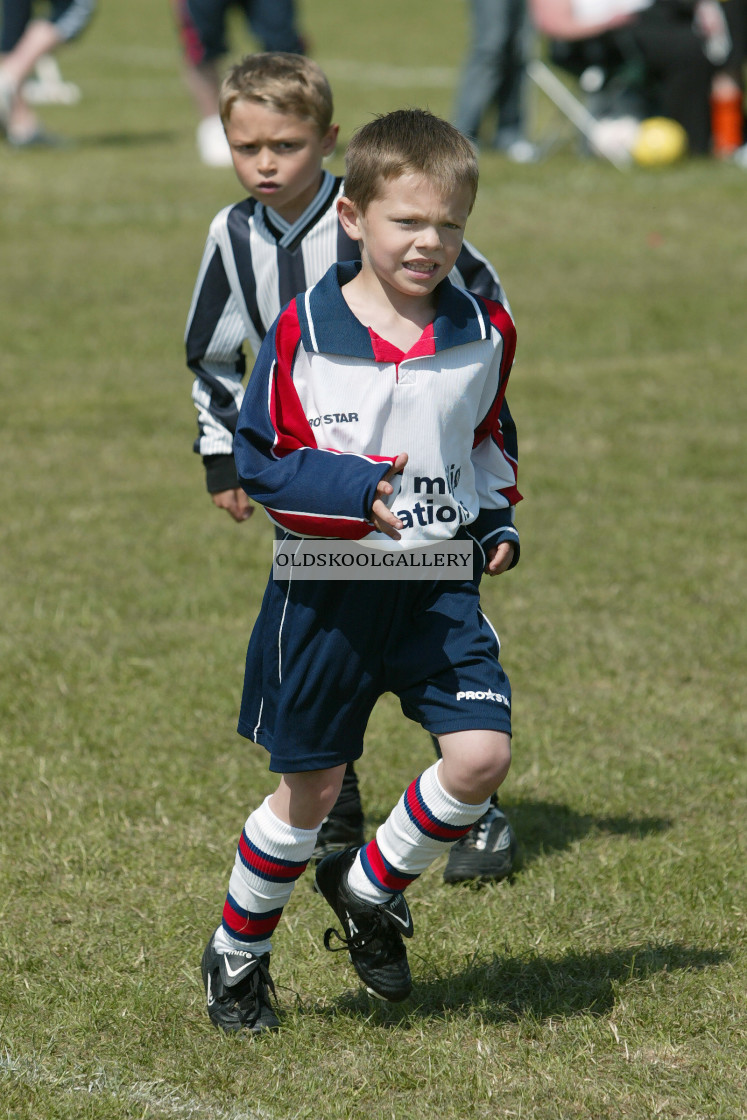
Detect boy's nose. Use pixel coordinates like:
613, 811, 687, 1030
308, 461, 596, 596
257, 147, 276, 172
417, 225, 443, 250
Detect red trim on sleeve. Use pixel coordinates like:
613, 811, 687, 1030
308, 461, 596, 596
472, 298, 522, 504
269, 308, 317, 456
268, 510, 375, 539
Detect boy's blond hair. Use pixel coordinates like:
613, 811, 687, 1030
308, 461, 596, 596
219, 52, 334, 135
343, 109, 479, 214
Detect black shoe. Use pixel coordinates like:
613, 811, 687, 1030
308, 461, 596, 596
312, 813, 365, 860
443, 800, 517, 883
315, 847, 413, 1002
201, 933, 280, 1034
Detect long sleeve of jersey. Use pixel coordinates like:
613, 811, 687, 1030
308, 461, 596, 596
186, 212, 258, 492
234, 305, 394, 539
467, 294, 521, 564
455, 241, 519, 561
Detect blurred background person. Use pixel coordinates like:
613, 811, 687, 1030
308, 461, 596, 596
529, 0, 728, 155
453, 0, 538, 161
710, 0, 746, 159
170, 0, 305, 167
0, 0, 96, 146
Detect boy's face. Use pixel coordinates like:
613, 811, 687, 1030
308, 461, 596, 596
225, 101, 338, 223
339, 173, 472, 302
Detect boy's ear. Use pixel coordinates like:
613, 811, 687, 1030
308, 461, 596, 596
321, 123, 339, 157
337, 195, 362, 241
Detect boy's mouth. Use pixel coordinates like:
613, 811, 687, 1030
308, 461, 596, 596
403, 260, 438, 275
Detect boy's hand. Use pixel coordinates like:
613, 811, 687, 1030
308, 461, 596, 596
485, 541, 515, 575
211, 488, 254, 522
370, 452, 408, 539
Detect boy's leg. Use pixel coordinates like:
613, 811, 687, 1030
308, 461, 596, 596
318, 735, 519, 879
429, 732, 518, 882
316, 735, 509, 1000
313, 761, 365, 859
203, 765, 344, 1032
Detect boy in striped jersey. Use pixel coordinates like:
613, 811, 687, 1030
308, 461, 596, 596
185, 53, 517, 892
201, 108, 521, 1032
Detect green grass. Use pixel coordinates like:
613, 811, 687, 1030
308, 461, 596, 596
1, 3, 745, 1117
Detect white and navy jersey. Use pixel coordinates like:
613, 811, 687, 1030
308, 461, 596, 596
234, 263, 521, 555
184, 171, 515, 493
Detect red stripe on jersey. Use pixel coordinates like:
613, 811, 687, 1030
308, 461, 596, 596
473, 298, 516, 449
269, 308, 317, 457
472, 297, 521, 503
268, 509, 375, 539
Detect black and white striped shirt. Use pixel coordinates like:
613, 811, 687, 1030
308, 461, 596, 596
185, 171, 513, 492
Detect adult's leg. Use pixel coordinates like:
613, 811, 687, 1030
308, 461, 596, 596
492, 0, 534, 149
453, 0, 516, 142
625, 6, 714, 153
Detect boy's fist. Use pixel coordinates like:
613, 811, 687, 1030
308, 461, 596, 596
370, 452, 408, 539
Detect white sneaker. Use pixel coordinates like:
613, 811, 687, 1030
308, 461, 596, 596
504, 139, 539, 164
23, 56, 81, 106
196, 114, 232, 168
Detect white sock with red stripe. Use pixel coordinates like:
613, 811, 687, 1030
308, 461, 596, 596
347, 762, 490, 905
214, 795, 318, 958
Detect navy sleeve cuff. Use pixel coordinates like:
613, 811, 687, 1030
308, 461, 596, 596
204, 454, 240, 494
471, 507, 520, 569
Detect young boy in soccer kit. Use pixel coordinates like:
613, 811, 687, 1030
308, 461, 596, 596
200, 107, 522, 1032
185, 52, 518, 882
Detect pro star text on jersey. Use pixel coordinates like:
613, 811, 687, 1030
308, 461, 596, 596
307, 412, 360, 427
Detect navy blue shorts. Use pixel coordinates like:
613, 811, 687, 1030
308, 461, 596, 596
1, 0, 95, 50
172, 0, 302, 65
237, 558, 512, 773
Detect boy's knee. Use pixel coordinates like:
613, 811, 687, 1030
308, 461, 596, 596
437, 730, 511, 803
271, 764, 347, 829
471, 735, 511, 790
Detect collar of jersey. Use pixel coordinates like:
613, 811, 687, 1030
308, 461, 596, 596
259, 170, 338, 250
297, 261, 492, 359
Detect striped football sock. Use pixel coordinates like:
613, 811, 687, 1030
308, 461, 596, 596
215, 795, 318, 957
347, 762, 490, 904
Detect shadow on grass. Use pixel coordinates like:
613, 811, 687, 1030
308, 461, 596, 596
363, 799, 672, 876
73, 130, 180, 148
507, 799, 673, 872
320, 942, 729, 1027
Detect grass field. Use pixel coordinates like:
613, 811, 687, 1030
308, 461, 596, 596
1, 3, 745, 1118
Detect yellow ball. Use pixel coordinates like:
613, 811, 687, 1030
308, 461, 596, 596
632, 117, 688, 167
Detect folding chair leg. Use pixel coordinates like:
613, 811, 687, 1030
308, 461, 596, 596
526, 59, 630, 171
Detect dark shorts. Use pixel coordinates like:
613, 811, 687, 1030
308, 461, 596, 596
0, 0, 95, 50
237, 556, 512, 773
171, 0, 302, 66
